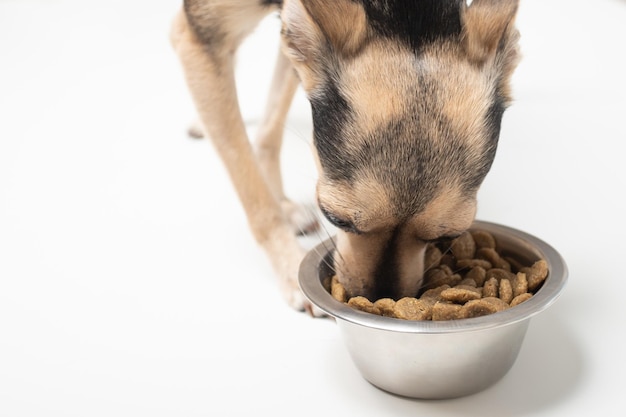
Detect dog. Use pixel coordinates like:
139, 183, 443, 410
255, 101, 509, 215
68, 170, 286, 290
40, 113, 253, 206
170, 0, 520, 313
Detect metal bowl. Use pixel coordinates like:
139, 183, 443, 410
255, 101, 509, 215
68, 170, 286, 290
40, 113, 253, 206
298, 220, 568, 399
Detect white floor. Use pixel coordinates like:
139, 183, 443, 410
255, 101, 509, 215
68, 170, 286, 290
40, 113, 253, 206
1, 0, 625, 416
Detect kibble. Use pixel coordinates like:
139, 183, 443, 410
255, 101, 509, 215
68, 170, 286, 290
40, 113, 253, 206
499, 279, 514, 304
462, 297, 510, 318
432, 301, 463, 321
329, 228, 549, 321
393, 297, 434, 320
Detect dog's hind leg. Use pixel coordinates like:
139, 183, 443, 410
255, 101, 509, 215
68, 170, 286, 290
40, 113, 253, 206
254, 47, 319, 236
170, 4, 309, 311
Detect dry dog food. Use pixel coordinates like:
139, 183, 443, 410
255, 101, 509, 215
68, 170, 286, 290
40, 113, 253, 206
328, 229, 549, 321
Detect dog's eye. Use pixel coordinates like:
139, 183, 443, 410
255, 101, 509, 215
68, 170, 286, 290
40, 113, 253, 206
422, 233, 462, 244
441, 233, 462, 241
320, 207, 362, 234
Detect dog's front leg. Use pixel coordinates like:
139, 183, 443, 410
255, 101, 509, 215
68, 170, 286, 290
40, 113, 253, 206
171, 10, 308, 311
254, 47, 318, 236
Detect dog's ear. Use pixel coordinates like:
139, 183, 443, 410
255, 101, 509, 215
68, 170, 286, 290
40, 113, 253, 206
304, 0, 368, 56
462, 0, 519, 64
281, 0, 321, 63
281, 0, 367, 62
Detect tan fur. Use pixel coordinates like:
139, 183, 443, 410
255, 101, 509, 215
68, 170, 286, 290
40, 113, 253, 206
409, 186, 478, 241
303, 0, 368, 56
339, 41, 417, 140
462, 0, 521, 101
422, 46, 495, 148
337, 40, 497, 151
182, 0, 271, 55
319, 177, 475, 299
333, 227, 428, 300
317, 174, 396, 233
280, 0, 368, 92
462, 0, 519, 64
171, 7, 309, 310
172, 0, 520, 312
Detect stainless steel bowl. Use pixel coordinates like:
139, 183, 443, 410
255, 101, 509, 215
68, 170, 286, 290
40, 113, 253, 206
298, 220, 568, 399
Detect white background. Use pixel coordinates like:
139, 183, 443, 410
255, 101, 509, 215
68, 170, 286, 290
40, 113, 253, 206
1, 0, 625, 415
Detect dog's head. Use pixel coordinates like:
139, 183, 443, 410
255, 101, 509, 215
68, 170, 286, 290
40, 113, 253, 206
281, 0, 520, 300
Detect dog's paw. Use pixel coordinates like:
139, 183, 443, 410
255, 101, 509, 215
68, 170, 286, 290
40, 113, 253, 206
268, 238, 326, 317
305, 303, 328, 318
187, 119, 205, 139
282, 283, 327, 318
281, 200, 319, 236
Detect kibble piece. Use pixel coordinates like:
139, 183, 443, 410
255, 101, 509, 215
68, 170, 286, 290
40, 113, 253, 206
432, 302, 464, 321
424, 244, 443, 270
521, 260, 549, 292
482, 277, 499, 298
465, 266, 487, 287
499, 278, 514, 304
504, 256, 525, 273
454, 284, 482, 294
348, 296, 381, 315
486, 268, 516, 282
423, 267, 448, 290
447, 274, 463, 287
450, 231, 476, 260
374, 298, 396, 317
462, 297, 510, 318
439, 254, 456, 270
476, 247, 511, 271
420, 285, 451, 301
331, 276, 347, 303
394, 297, 434, 320
456, 258, 492, 270
323, 276, 332, 292
510, 292, 533, 307
425, 265, 451, 281
512, 272, 528, 297
459, 278, 477, 287
423, 269, 462, 290
440, 287, 482, 304
471, 230, 497, 249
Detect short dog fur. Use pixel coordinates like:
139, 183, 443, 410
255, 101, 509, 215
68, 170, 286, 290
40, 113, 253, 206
170, 0, 520, 313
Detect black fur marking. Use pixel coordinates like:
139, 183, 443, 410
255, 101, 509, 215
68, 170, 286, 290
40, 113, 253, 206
260, 0, 282, 6
310, 75, 355, 181
362, 117, 462, 217
314, 103, 502, 220
372, 228, 402, 299
320, 206, 363, 234
357, 0, 463, 51
467, 96, 505, 189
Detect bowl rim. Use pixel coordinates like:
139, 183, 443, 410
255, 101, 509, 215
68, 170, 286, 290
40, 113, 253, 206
298, 220, 568, 334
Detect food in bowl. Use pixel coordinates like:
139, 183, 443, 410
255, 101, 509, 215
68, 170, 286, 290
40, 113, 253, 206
298, 220, 568, 399
326, 229, 549, 320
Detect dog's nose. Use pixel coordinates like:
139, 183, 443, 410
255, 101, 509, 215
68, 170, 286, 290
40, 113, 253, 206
372, 241, 427, 301
371, 265, 402, 300
333, 229, 427, 301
